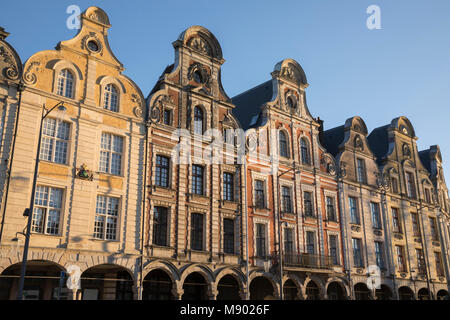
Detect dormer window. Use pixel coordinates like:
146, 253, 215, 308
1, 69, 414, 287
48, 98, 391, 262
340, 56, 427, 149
193, 70, 203, 84
286, 96, 297, 109
57, 69, 74, 99
104, 84, 119, 112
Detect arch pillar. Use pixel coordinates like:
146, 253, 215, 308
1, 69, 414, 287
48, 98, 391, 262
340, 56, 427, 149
173, 288, 184, 300
239, 289, 248, 300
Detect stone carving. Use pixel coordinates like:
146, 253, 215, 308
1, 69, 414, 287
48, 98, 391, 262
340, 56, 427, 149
402, 143, 411, 158
187, 62, 212, 95
321, 155, 336, 176
354, 135, 364, 151
338, 162, 347, 178
351, 225, 361, 232
187, 36, 212, 56
76, 163, 94, 181
280, 66, 296, 82
87, 9, 109, 25
0, 45, 19, 80
23, 61, 40, 85
82, 32, 103, 55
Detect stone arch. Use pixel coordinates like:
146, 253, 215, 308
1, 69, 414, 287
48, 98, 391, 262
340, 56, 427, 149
249, 270, 279, 299
345, 116, 368, 135
398, 286, 415, 300
303, 276, 325, 299
81, 263, 135, 281
391, 116, 416, 138
84, 6, 111, 26
47, 59, 83, 99
142, 260, 180, 283
417, 286, 432, 300
97, 75, 127, 94
0, 259, 67, 300
273, 58, 308, 86
354, 282, 372, 300
214, 267, 245, 291
178, 25, 223, 60
81, 255, 136, 277
180, 264, 215, 285
325, 277, 350, 298
282, 274, 303, 300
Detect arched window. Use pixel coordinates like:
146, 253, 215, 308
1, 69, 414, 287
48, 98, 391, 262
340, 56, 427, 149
194, 106, 204, 135
57, 69, 74, 98
104, 84, 119, 112
279, 131, 289, 158
300, 138, 310, 164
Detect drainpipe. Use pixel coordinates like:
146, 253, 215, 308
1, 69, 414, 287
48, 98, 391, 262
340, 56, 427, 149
0, 82, 24, 242
138, 119, 150, 300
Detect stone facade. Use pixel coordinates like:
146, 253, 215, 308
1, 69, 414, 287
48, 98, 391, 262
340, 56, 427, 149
0, 6, 448, 300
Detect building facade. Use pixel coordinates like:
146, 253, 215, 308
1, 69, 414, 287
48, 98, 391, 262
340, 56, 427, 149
0, 7, 146, 300
0, 6, 448, 300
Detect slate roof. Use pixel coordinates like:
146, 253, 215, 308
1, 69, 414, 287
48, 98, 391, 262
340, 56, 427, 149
231, 80, 273, 130
321, 125, 345, 157
148, 64, 174, 97
367, 124, 390, 164
419, 148, 432, 172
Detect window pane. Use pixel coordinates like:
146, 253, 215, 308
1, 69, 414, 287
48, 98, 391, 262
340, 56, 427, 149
153, 207, 168, 246
223, 218, 234, 254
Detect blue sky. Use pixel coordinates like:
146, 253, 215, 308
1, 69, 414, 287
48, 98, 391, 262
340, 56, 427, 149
2, 0, 450, 185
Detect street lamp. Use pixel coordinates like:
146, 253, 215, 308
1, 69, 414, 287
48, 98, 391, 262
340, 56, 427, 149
16, 101, 66, 300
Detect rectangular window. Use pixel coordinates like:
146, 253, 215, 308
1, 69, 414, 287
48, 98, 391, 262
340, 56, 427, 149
329, 235, 339, 265
284, 228, 294, 254
155, 155, 170, 188
255, 223, 266, 258
39, 118, 70, 164
223, 172, 234, 201
349, 197, 360, 225
326, 196, 336, 222
99, 133, 123, 175
281, 186, 292, 213
425, 188, 431, 203
192, 165, 204, 195
396, 245, 406, 272
254, 180, 265, 209
412, 213, 421, 236
374, 241, 385, 269
190, 213, 203, 251
163, 109, 172, 126
32, 186, 63, 235
429, 217, 439, 241
392, 208, 402, 233
356, 158, 367, 184
94, 195, 119, 240
435, 252, 444, 277
223, 218, 235, 254
304, 191, 314, 217
371, 202, 382, 229
352, 238, 363, 267
306, 231, 315, 255
406, 172, 416, 199
391, 177, 399, 194
152, 207, 168, 246
416, 249, 426, 275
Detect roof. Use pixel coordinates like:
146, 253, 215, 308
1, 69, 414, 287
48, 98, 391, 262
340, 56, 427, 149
148, 64, 174, 97
367, 124, 390, 164
322, 125, 345, 157
231, 80, 273, 130
419, 149, 431, 172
